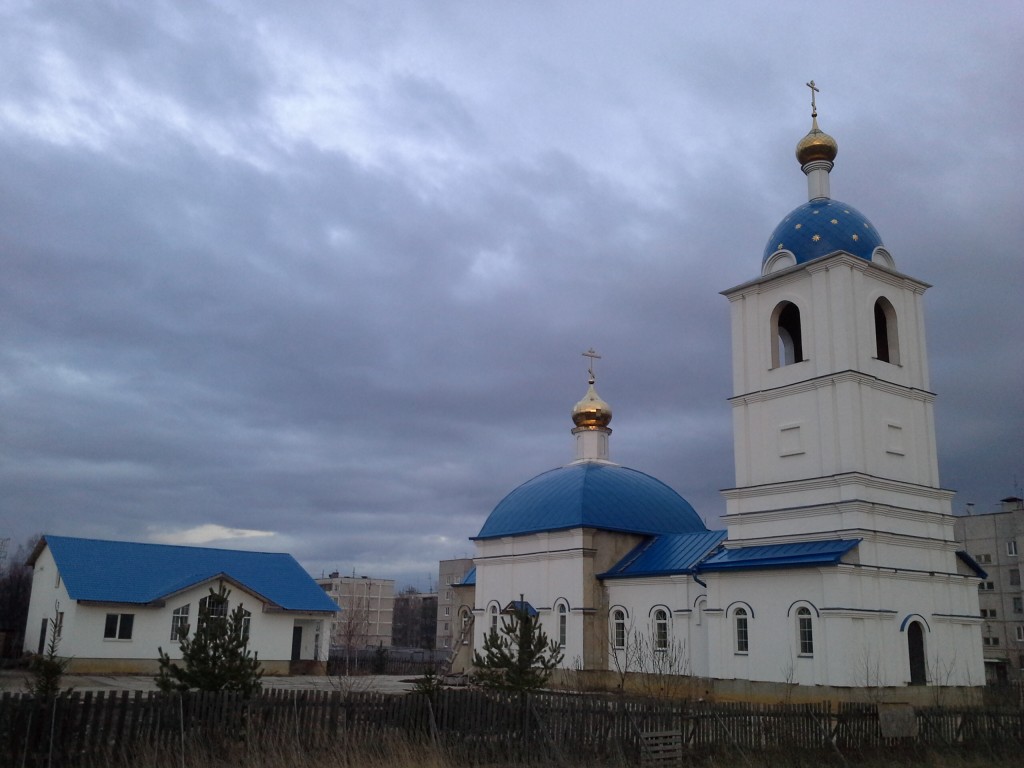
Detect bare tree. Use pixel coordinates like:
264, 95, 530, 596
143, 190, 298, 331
392, 586, 436, 649
849, 646, 888, 704
391, 587, 421, 648
336, 594, 370, 676
0, 535, 40, 657
607, 613, 700, 698
608, 615, 643, 692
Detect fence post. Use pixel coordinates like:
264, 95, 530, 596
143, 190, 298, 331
178, 693, 185, 768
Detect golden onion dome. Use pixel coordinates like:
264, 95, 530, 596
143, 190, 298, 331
572, 378, 612, 429
796, 115, 838, 165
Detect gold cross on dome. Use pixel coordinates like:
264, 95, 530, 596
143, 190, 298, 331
806, 80, 820, 117
582, 348, 602, 381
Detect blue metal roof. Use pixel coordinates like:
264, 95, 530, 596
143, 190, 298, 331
698, 539, 860, 572
38, 535, 338, 613
955, 550, 987, 579
599, 530, 727, 580
503, 600, 538, 617
474, 462, 706, 540
459, 566, 476, 586
763, 199, 884, 265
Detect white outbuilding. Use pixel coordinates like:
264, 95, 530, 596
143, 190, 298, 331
24, 535, 338, 675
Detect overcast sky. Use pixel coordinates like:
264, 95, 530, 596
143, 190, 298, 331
2, 1, 1021, 589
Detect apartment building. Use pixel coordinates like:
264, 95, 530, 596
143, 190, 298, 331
436, 558, 473, 650
316, 572, 394, 650
954, 497, 1024, 683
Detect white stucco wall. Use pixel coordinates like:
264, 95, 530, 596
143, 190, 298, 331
475, 529, 592, 666
702, 565, 983, 687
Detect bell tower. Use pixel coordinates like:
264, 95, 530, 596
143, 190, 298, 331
721, 88, 953, 545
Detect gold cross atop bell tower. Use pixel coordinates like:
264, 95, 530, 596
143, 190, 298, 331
806, 80, 819, 117
582, 348, 601, 383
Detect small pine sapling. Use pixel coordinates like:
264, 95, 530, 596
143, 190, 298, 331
28, 607, 71, 699
473, 596, 563, 691
156, 585, 263, 696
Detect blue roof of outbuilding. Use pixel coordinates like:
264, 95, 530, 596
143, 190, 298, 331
37, 535, 338, 613
473, 462, 706, 540
599, 530, 727, 579
763, 199, 883, 265
460, 566, 476, 586
698, 539, 860, 572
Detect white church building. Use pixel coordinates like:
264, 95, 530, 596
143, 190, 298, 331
457, 96, 985, 701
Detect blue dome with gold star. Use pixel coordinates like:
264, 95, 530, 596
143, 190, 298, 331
763, 198, 884, 266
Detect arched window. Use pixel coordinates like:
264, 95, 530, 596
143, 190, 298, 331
489, 604, 499, 633
771, 301, 804, 367
734, 608, 749, 653
612, 609, 626, 649
796, 607, 813, 656
874, 297, 900, 364
558, 604, 567, 648
907, 622, 926, 685
653, 609, 669, 651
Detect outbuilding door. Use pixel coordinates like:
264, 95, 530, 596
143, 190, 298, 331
291, 626, 302, 661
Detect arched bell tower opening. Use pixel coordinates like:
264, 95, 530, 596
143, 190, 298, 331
771, 301, 804, 367
874, 297, 900, 364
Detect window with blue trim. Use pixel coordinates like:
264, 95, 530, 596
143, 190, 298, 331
734, 608, 749, 654
796, 607, 813, 656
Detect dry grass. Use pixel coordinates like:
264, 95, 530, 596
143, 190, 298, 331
109, 735, 454, 768
103, 735, 1022, 768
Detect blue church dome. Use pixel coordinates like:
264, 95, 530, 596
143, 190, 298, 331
762, 198, 884, 266
473, 462, 706, 540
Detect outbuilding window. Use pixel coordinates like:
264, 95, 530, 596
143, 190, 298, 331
104, 613, 134, 640
238, 609, 251, 641
170, 604, 190, 641
199, 593, 228, 627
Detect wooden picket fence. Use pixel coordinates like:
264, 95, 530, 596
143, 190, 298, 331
1, 688, 1022, 767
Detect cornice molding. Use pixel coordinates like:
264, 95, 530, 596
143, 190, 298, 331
722, 473, 955, 504
722, 251, 930, 298
729, 369, 936, 406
